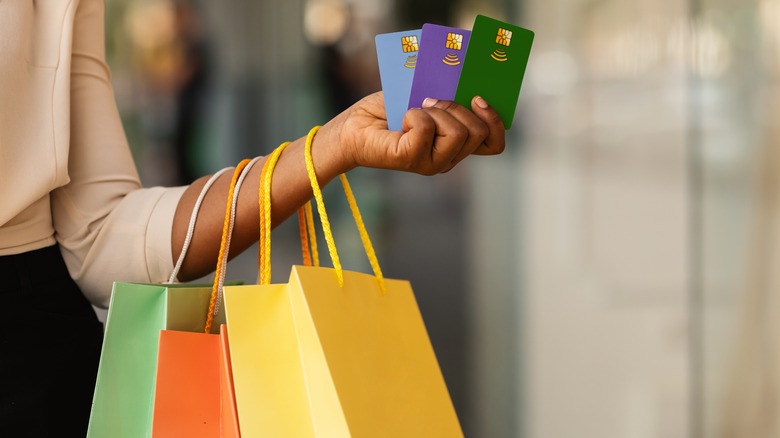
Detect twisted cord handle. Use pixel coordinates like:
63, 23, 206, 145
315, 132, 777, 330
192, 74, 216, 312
303, 126, 386, 292
205, 158, 257, 334
168, 167, 232, 283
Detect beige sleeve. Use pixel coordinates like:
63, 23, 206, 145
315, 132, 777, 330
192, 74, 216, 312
51, 0, 185, 307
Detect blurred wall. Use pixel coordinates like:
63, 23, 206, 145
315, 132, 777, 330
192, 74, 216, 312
469, 0, 777, 437
106, 0, 780, 437
472, 0, 692, 435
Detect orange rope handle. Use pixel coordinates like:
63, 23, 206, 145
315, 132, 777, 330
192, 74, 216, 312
304, 126, 343, 286
216, 157, 262, 316
305, 201, 319, 267
205, 159, 251, 334
259, 141, 293, 284
215, 157, 261, 317
339, 174, 387, 294
297, 207, 313, 266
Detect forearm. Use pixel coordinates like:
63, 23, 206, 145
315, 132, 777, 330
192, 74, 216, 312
170, 91, 505, 281
171, 121, 352, 281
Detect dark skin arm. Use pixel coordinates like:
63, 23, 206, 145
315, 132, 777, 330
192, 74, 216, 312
171, 92, 506, 281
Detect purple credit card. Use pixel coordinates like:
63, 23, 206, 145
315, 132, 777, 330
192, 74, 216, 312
408, 24, 471, 110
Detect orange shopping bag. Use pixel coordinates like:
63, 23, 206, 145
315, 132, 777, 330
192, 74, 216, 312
152, 331, 221, 436
151, 158, 256, 437
219, 325, 240, 438
151, 139, 308, 437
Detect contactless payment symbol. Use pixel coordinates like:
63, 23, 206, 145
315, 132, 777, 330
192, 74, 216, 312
491, 48, 508, 62
402, 35, 419, 68
442, 53, 461, 66
491, 28, 512, 62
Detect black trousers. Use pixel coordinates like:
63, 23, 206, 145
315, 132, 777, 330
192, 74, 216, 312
0, 245, 103, 437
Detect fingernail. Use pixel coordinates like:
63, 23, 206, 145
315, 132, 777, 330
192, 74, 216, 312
422, 97, 439, 108
475, 96, 489, 109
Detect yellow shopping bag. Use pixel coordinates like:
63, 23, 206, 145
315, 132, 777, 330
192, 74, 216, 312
224, 127, 463, 437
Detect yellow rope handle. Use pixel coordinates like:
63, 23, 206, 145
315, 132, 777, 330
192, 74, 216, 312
303, 126, 344, 286
257, 143, 320, 284
257, 156, 270, 280
259, 142, 292, 285
339, 174, 387, 294
303, 126, 385, 292
205, 159, 251, 334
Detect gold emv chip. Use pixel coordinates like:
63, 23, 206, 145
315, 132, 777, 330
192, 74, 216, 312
402, 35, 419, 53
496, 28, 512, 47
446, 33, 463, 51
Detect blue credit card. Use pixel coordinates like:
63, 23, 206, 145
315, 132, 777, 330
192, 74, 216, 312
375, 29, 422, 131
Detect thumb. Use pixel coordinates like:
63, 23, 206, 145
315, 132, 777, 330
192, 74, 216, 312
393, 108, 436, 169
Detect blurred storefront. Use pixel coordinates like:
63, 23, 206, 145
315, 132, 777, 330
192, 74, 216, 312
105, 0, 780, 436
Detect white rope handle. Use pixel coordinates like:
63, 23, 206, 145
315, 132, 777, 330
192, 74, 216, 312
212, 156, 262, 317
167, 167, 232, 283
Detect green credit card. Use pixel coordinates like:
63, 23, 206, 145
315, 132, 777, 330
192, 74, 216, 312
454, 15, 534, 129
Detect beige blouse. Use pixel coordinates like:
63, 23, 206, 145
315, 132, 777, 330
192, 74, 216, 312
0, 0, 186, 307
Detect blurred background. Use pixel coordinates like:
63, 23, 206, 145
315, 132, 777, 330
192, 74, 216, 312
102, 0, 780, 436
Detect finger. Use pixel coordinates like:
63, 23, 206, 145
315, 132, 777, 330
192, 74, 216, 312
351, 97, 426, 170
421, 98, 490, 171
400, 105, 468, 175
391, 108, 436, 171
469, 96, 506, 155
419, 106, 472, 174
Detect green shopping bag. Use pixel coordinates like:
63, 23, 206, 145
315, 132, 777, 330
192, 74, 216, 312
87, 162, 253, 437
87, 283, 222, 437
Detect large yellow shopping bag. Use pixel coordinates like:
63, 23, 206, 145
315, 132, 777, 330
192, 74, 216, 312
224, 126, 463, 437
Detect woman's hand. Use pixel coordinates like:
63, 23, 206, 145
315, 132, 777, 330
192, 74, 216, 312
317, 91, 506, 176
